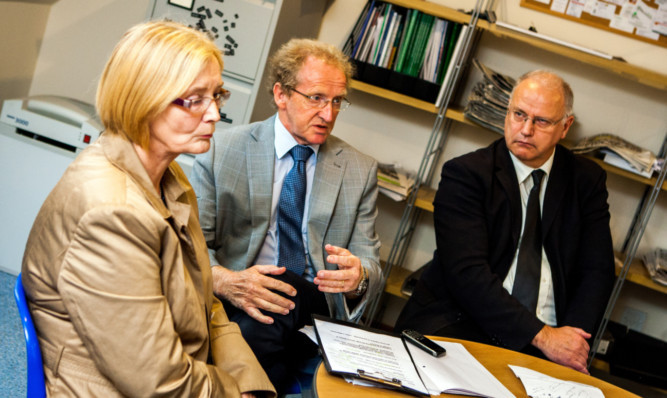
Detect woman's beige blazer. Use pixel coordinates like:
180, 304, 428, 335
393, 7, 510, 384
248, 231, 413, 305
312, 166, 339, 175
21, 132, 275, 397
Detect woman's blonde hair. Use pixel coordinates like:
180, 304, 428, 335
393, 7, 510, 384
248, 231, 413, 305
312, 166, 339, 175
96, 20, 223, 148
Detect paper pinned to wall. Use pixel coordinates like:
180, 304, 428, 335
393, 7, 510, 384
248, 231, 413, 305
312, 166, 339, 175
653, 7, 667, 35
551, 0, 569, 13
521, 0, 667, 48
630, 0, 658, 28
590, 1, 617, 20
566, 0, 586, 18
610, 13, 636, 32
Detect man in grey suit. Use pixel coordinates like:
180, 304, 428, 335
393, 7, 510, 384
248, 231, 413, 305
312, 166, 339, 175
190, 38, 381, 391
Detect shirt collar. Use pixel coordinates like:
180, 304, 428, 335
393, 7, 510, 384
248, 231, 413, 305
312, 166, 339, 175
509, 148, 555, 184
274, 113, 319, 159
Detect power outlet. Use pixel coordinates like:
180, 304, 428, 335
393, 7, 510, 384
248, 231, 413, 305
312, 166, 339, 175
620, 307, 647, 332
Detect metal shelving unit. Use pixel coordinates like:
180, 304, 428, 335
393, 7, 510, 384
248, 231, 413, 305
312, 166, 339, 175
362, 0, 491, 326
349, 1, 667, 346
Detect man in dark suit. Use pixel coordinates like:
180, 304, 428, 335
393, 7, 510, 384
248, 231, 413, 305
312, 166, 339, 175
396, 70, 614, 374
190, 39, 382, 392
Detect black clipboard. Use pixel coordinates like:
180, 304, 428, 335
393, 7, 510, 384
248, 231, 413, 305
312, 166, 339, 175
312, 314, 429, 397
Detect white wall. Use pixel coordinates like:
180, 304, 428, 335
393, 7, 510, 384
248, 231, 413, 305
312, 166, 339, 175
28, 0, 152, 103
0, 2, 51, 103
318, 0, 667, 340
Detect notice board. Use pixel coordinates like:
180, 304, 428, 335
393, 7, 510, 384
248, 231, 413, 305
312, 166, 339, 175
520, 0, 667, 48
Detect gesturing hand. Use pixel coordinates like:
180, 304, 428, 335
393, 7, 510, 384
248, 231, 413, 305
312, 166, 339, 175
313, 244, 363, 296
211, 265, 297, 324
532, 325, 591, 374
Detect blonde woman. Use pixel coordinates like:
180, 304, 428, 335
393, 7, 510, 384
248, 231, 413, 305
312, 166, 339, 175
21, 21, 275, 397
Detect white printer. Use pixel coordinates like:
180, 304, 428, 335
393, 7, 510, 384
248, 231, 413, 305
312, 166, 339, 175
0, 95, 103, 152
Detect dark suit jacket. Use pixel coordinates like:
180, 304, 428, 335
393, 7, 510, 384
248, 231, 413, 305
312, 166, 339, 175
397, 138, 614, 351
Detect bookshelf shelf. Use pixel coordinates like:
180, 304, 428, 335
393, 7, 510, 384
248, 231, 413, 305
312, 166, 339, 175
414, 185, 436, 212
350, 79, 436, 113
384, 264, 412, 299
350, 80, 474, 125
615, 253, 667, 295
482, 24, 667, 91
382, 0, 472, 25
590, 158, 667, 192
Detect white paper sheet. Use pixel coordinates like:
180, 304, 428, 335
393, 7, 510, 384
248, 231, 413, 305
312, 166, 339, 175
551, 0, 570, 13
610, 14, 637, 33
630, 0, 657, 28
298, 325, 318, 344
636, 26, 661, 39
590, 1, 617, 20
652, 6, 667, 35
509, 365, 604, 398
566, 0, 587, 18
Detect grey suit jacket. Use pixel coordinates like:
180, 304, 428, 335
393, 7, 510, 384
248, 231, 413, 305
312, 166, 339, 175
190, 115, 382, 322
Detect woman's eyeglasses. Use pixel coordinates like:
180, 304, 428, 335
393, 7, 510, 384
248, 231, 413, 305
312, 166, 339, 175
172, 88, 231, 113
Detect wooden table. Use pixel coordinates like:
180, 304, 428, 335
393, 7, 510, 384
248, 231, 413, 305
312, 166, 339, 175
313, 336, 639, 397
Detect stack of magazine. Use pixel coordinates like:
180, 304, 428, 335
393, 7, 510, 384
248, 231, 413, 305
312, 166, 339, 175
463, 59, 516, 134
642, 248, 667, 287
572, 134, 662, 178
377, 163, 416, 201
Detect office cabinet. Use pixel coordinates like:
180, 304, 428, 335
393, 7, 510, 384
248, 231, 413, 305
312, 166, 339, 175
0, 124, 76, 274
147, 0, 328, 127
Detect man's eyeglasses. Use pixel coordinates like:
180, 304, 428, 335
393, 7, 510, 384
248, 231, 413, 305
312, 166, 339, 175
172, 88, 231, 113
508, 108, 566, 131
287, 86, 350, 112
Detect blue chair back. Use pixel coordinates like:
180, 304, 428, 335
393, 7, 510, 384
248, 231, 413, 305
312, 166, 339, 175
284, 356, 321, 395
14, 273, 47, 398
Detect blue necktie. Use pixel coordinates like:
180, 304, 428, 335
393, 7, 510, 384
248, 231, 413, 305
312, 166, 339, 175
278, 145, 313, 276
513, 169, 545, 312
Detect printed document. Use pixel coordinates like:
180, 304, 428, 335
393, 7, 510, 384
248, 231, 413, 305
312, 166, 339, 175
313, 317, 428, 394
314, 316, 516, 397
